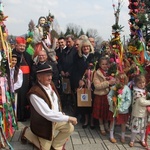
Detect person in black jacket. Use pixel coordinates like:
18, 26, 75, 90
58, 35, 77, 82
57, 35, 77, 115
12, 36, 34, 122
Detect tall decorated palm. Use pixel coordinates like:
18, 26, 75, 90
109, 0, 124, 73
128, 0, 150, 68
0, 1, 17, 149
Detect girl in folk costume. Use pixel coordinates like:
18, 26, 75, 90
92, 57, 116, 135
129, 74, 150, 147
107, 73, 131, 143
10, 54, 23, 91
10, 54, 23, 116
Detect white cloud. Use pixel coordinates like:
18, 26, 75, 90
47, 1, 58, 6
4, 0, 21, 5
3, 0, 130, 40
93, 4, 103, 11
57, 12, 67, 19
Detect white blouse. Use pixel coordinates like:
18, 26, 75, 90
10, 67, 23, 91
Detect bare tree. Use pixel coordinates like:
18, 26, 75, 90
66, 23, 82, 37
95, 36, 103, 49
86, 28, 99, 39
86, 28, 103, 50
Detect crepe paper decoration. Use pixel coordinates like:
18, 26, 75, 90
0, 112, 14, 150
26, 44, 34, 56
113, 95, 122, 118
87, 69, 91, 90
110, 0, 125, 73
127, 0, 150, 64
5, 92, 17, 130
26, 20, 35, 56
0, 1, 18, 149
111, 84, 123, 118
0, 77, 6, 103
133, 57, 145, 74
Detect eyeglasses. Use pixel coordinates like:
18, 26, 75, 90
82, 45, 90, 48
38, 55, 46, 57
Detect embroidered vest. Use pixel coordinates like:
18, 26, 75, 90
28, 82, 58, 141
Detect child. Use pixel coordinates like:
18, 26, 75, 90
107, 73, 131, 143
92, 57, 116, 135
129, 74, 150, 147
10, 54, 23, 116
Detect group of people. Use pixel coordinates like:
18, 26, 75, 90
7, 14, 150, 150
72, 38, 150, 149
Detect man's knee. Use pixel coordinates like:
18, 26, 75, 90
68, 123, 74, 134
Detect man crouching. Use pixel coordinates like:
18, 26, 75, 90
21, 63, 77, 150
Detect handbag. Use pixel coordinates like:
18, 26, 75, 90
77, 88, 92, 107
62, 77, 71, 94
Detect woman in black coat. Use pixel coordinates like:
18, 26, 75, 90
72, 39, 97, 129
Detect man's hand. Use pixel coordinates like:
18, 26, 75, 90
68, 117, 78, 125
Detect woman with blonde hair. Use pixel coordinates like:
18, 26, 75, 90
72, 39, 95, 128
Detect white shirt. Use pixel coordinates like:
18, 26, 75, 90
83, 53, 89, 60
30, 82, 69, 122
10, 67, 23, 91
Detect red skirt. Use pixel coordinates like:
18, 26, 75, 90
108, 111, 129, 124
92, 95, 109, 120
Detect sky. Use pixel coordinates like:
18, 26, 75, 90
3, 0, 130, 41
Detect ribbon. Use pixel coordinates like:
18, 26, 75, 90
0, 112, 14, 150
113, 96, 122, 118
8, 113, 13, 137
0, 26, 6, 52
87, 69, 91, 90
0, 77, 6, 103
133, 57, 145, 74
5, 92, 17, 130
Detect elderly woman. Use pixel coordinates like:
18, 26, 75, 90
72, 39, 95, 129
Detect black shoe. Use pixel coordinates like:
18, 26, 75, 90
21, 126, 28, 144
18, 118, 27, 122
82, 124, 88, 129
90, 126, 95, 130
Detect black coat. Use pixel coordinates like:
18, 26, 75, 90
12, 48, 34, 88
58, 46, 77, 75
12, 49, 33, 69
12, 48, 34, 120
72, 53, 95, 90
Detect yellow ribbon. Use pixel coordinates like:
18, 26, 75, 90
0, 26, 6, 51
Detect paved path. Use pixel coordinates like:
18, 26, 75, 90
9, 120, 150, 150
